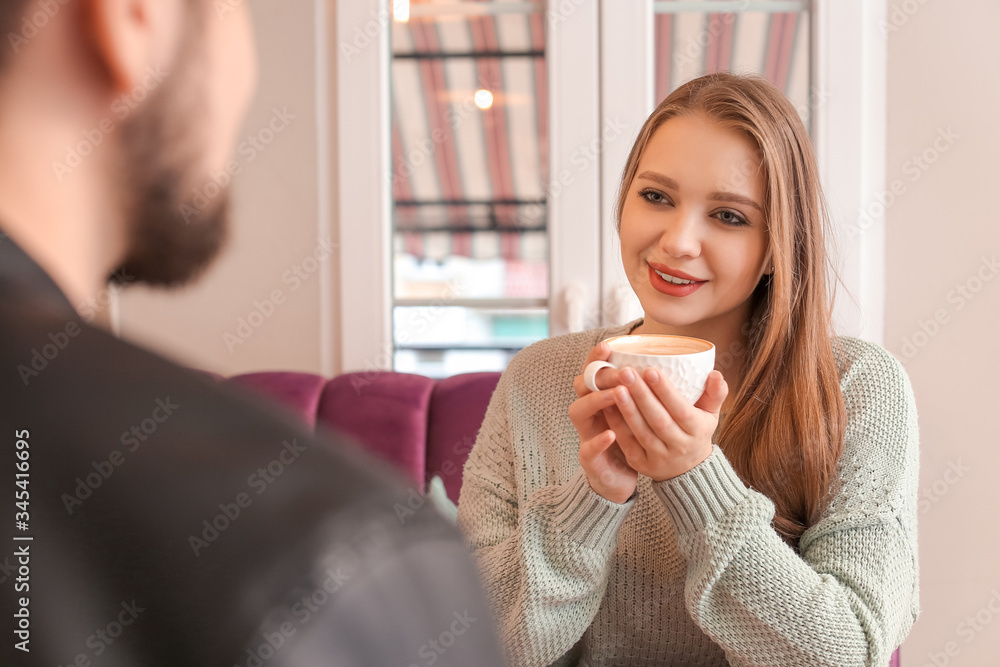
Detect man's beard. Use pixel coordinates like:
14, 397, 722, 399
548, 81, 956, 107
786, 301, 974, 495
109, 48, 231, 289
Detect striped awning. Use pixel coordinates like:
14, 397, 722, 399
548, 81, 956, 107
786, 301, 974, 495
391, 7, 547, 263
391, 1, 810, 263
655, 7, 811, 112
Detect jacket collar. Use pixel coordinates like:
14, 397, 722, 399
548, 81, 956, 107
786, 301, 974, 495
0, 223, 78, 319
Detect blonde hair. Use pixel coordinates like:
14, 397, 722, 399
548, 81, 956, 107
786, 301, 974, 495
616, 72, 847, 548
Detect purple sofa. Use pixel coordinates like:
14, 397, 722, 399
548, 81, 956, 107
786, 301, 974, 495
216, 369, 902, 667
220, 370, 501, 504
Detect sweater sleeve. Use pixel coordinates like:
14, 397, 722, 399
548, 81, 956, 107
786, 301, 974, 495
649, 342, 920, 667
457, 364, 637, 667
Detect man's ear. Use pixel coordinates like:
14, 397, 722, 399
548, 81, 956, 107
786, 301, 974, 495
84, 0, 182, 94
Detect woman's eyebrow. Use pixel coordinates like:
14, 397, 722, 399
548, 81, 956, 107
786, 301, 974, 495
707, 190, 763, 212
636, 170, 762, 212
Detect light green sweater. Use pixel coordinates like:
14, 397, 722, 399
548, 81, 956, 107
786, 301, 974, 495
457, 318, 920, 667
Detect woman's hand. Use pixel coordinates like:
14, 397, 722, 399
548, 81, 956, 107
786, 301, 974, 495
569, 343, 638, 504
604, 367, 728, 482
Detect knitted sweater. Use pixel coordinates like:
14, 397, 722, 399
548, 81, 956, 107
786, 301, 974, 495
456, 318, 920, 667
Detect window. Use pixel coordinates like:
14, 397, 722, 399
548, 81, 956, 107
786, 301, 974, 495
336, 0, 887, 375
390, 2, 550, 377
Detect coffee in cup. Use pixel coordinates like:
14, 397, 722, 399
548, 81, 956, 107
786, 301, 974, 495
584, 334, 715, 403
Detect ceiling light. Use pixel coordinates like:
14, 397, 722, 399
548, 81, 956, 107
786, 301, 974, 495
393, 0, 410, 22
474, 89, 494, 110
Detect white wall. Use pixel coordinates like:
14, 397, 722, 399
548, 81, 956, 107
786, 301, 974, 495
885, 1, 1000, 664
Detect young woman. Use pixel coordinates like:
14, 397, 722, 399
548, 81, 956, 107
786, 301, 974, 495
457, 72, 919, 667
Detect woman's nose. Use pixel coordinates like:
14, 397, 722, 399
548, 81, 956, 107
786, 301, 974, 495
658, 209, 701, 259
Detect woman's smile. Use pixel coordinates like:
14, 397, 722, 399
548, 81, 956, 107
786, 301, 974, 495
647, 263, 707, 297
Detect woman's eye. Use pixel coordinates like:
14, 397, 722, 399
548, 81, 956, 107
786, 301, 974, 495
639, 189, 668, 205
717, 210, 748, 226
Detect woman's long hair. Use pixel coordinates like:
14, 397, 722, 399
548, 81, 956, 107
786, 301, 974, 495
616, 72, 847, 549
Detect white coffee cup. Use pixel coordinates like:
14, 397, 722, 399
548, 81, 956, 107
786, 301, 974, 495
583, 334, 715, 404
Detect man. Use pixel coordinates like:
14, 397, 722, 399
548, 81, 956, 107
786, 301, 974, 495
0, 1, 502, 665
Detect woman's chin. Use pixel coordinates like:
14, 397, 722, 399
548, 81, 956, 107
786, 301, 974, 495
636, 302, 704, 329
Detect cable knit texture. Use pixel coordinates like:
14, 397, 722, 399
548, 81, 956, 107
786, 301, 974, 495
457, 318, 920, 667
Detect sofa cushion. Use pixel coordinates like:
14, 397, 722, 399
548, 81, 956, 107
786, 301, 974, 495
228, 371, 328, 429
318, 372, 436, 486
426, 372, 501, 503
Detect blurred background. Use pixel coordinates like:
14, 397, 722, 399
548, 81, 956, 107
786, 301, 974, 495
102, 1, 998, 664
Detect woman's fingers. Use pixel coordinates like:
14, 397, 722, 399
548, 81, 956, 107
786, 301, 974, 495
568, 388, 618, 431
693, 370, 729, 418
574, 342, 611, 397
593, 366, 635, 392
574, 343, 642, 396
575, 365, 639, 396
612, 380, 681, 452
634, 368, 696, 436
579, 431, 638, 503
603, 405, 646, 468
579, 428, 616, 463
584, 341, 611, 367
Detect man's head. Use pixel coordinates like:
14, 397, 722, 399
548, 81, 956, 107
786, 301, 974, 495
0, 0, 256, 290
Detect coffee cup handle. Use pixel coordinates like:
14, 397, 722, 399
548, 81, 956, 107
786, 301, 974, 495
583, 360, 616, 393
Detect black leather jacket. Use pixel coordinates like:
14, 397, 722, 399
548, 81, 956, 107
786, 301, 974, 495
0, 228, 503, 667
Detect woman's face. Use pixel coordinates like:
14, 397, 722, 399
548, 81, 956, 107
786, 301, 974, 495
620, 112, 772, 331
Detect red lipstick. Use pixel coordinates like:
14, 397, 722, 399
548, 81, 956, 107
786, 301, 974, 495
647, 262, 706, 297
